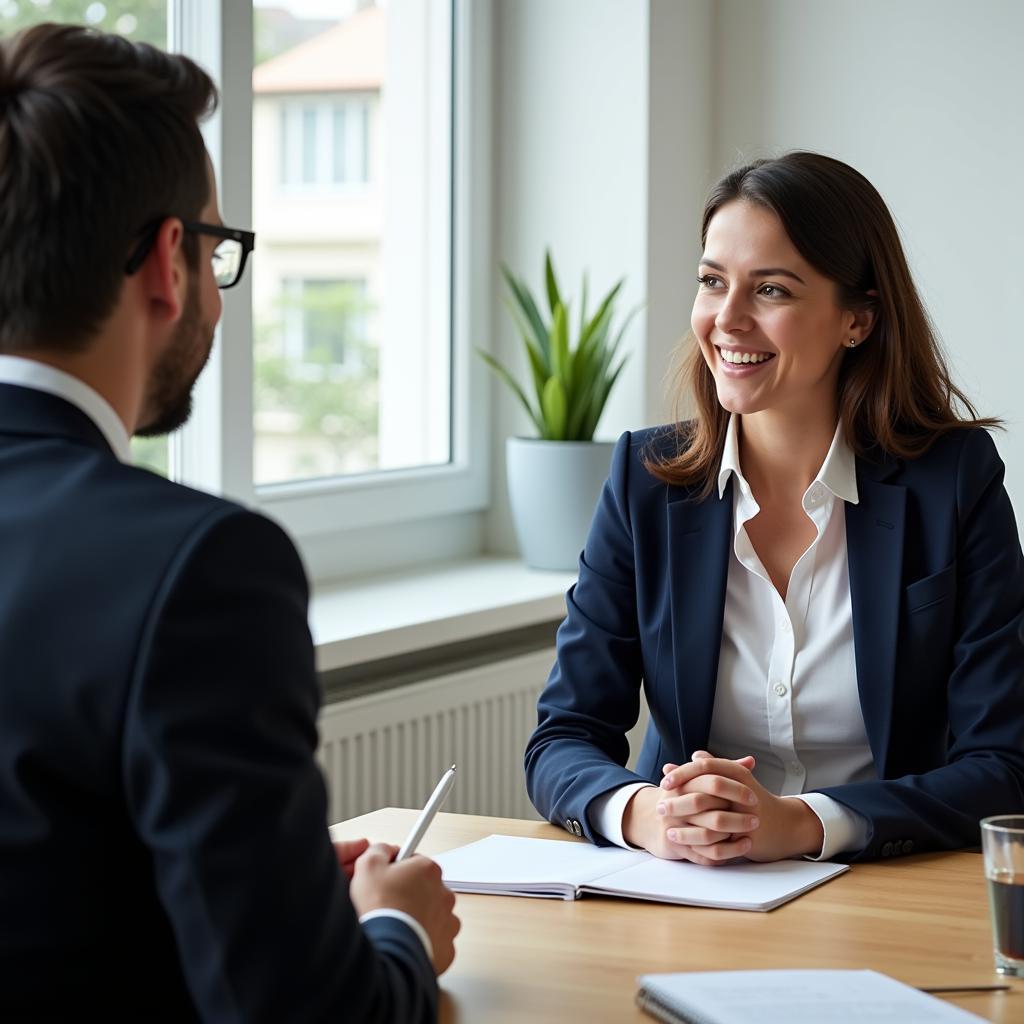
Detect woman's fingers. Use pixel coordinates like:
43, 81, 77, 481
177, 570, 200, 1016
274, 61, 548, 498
656, 791, 731, 819
676, 773, 759, 807
662, 754, 757, 789
685, 809, 760, 834
665, 824, 733, 846
660, 757, 752, 792
679, 834, 753, 865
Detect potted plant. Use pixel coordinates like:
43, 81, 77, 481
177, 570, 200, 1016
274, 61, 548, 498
481, 251, 639, 570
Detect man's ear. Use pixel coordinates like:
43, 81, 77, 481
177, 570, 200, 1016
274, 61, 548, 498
139, 217, 187, 325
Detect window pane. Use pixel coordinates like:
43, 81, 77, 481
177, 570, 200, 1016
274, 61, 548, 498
332, 105, 346, 184
301, 105, 318, 185
252, 0, 453, 487
0, 1, 170, 476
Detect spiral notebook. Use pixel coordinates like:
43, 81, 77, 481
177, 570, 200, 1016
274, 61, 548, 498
635, 970, 989, 1024
434, 834, 848, 911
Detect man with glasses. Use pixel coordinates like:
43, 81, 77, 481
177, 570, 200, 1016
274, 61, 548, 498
0, 22, 457, 1022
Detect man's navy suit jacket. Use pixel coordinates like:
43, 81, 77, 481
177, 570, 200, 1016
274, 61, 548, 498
0, 384, 436, 1022
526, 425, 1024, 861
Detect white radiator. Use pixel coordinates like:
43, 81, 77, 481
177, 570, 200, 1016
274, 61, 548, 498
317, 647, 652, 824
317, 649, 554, 823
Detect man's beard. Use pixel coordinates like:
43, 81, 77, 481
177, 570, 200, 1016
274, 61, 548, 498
135, 276, 215, 438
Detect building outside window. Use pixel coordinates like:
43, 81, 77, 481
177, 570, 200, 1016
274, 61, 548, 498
252, 1, 452, 488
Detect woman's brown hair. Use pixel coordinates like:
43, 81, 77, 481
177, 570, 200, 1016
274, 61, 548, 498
647, 151, 1001, 494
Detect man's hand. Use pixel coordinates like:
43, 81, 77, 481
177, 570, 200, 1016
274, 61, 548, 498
334, 837, 370, 879
348, 842, 461, 975
622, 754, 760, 864
660, 752, 824, 862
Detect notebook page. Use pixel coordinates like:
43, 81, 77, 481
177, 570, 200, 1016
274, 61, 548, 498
637, 970, 988, 1024
592, 854, 847, 910
435, 834, 648, 894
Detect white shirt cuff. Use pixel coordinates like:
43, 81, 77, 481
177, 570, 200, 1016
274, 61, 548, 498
359, 908, 433, 965
788, 793, 871, 861
589, 782, 658, 848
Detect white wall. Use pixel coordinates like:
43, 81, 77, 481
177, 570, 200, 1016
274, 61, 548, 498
646, 0, 714, 425
711, 0, 1024, 521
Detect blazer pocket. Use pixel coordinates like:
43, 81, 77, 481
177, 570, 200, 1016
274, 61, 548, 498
905, 561, 956, 614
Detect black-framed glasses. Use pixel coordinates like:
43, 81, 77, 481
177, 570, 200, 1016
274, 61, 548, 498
125, 219, 256, 289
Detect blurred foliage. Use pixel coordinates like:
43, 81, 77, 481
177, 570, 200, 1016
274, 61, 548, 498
131, 434, 169, 476
254, 282, 379, 478
0, 0, 167, 44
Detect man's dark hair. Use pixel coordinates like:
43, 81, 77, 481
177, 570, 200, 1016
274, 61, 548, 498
0, 23, 218, 353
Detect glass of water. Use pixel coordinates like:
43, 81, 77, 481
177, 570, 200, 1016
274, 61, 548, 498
981, 815, 1024, 977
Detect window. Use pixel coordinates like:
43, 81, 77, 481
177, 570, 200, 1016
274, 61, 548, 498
251, 0, 460, 492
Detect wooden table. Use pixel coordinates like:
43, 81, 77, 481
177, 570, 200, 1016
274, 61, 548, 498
330, 808, 1024, 1022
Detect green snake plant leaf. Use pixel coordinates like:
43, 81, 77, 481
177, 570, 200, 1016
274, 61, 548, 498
565, 314, 610, 438
502, 295, 549, 401
544, 249, 563, 318
566, 345, 603, 438
501, 265, 550, 368
550, 302, 570, 392
541, 373, 569, 441
477, 348, 546, 436
575, 298, 614, 367
580, 355, 629, 440
578, 278, 624, 356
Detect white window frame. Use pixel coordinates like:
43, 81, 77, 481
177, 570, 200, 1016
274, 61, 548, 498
169, 0, 492, 581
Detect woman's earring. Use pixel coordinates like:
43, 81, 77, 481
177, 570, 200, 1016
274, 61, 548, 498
848, 338, 857, 347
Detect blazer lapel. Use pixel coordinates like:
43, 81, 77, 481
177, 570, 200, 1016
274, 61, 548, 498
666, 480, 733, 758
845, 454, 906, 775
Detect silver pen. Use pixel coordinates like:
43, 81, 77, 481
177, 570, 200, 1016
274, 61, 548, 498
395, 765, 457, 862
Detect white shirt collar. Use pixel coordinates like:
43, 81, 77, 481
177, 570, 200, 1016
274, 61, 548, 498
0, 354, 132, 463
717, 413, 858, 506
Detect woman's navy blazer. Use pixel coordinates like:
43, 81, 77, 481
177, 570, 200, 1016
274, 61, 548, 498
525, 425, 1024, 862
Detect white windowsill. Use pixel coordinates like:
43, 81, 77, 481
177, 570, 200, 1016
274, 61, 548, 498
310, 557, 576, 672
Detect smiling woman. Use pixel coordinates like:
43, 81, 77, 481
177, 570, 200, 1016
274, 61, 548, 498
525, 150, 1024, 870
654, 151, 1000, 498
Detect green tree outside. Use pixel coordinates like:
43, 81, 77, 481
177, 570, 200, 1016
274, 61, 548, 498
0, 0, 166, 44
254, 282, 379, 482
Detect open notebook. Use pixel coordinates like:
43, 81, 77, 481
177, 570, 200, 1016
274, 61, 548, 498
434, 835, 848, 912
635, 970, 988, 1024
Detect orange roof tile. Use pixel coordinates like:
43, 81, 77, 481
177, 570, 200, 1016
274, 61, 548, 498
253, 6, 384, 94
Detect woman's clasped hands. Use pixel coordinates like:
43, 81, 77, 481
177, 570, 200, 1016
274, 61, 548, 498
622, 750, 824, 865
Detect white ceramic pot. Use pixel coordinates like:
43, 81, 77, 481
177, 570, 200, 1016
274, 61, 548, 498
506, 437, 615, 571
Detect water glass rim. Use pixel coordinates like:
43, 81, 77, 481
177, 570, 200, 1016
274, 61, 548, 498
980, 814, 1024, 834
